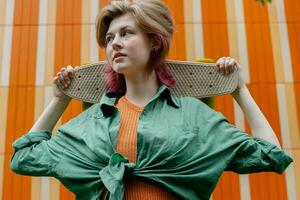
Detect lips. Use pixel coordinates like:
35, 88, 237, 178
113, 52, 126, 61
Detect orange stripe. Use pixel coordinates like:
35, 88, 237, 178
54, 0, 82, 199
162, 0, 186, 60
284, 0, 300, 146
243, 0, 289, 198
3, 0, 39, 199
246, 84, 288, 200
201, 1, 240, 199
295, 82, 300, 148
98, 0, 109, 60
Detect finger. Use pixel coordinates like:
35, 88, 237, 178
216, 57, 225, 73
61, 66, 72, 85
55, 75, 65, 89
59, 68, 69, 87
224, 57, 232, 74
72, 66, 79, 77
220, 57, 227, 75
228, 58, 235, 73
66, 65, 74, 80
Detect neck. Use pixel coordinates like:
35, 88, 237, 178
124, 70, 159, 107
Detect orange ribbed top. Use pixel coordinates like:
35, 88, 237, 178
114, 96, 178, 200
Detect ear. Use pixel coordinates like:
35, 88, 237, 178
151, 38, 160, 52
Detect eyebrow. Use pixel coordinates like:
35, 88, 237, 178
106, 25, 134, 36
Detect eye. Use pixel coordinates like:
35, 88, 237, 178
121, 29, 133, 37
105, 35, 114, 43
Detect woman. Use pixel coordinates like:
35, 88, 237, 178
10, 1, 292, 200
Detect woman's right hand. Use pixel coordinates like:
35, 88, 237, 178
53, 65, 78, 101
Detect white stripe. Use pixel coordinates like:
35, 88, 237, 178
234, 101, 251, 200
39, 0, 48, 24
0, 0, 14, 86
90, 0, 99, 24
36, 0, 48, 85
284, 150, 297, 200
41, 177, 50, 200
239, 175, 251, 200
276, 84, 291, 149
0, 88, 8, 200
276, 84, 297, 200
4, 0, 14, 25
40, 86, 53, 200
192, 0, 204, 59
234, 0, 250, 83
276, 0, 293, 82
90, 25, 99, 62
42, 87, 54, 199
36, 25, 47, 85
90, 0, 99, 61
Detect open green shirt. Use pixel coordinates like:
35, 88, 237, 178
10, 84, 293, 200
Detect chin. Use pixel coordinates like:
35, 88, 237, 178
112, 64, 130, 74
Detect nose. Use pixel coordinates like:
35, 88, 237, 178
112, 34, 122, 50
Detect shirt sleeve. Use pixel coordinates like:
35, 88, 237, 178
225, 135, 293, 174
10, 130, 64, 176
200, 104, 293, 175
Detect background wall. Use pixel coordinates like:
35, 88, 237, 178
0, 0, 299, 199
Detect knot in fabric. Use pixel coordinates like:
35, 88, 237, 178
99, 153, 136, 200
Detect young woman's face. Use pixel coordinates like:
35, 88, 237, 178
105, 14, 153, 75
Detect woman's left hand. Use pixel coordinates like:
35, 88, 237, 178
216, 57, 246, 93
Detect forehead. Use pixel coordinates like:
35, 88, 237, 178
107, 14, 138, 33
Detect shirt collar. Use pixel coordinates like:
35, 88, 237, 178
98, 84, 180, 117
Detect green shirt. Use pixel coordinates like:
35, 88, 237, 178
10, 84, 293, 200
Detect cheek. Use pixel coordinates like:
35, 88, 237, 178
127, 40, 151, 58
105, 47, 113, 62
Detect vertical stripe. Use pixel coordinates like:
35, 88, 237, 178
3, 0, 40, 199
273, 0, 293, 82
81, 0, 90, 63
98, 0, 110, 61
90, 0, 99, 62
0, 0, 7, 84
201, 1, 240, 199
44, 0, 56, 85
0, 87, 9, 200
40, 86, 56, 200
31, 87, 44, 200
284, 85, 300, 148
233, 101, 251, 200
276, 84, 298, 200
0, 0, 15, 86
267, 2, 284, 82
0, 1, 11, 198
50, 177, 60, 200
234, 0, 250, 83
45, 1, 58, 198
192, 0, 204, 59
284, 0, 300, 82
243, 1, 289, 198
55, 0, 82, 199
40, 177, 50, 200
36, 0, 48, 86
284, 84, 300, 200
183, 0, 195, 61
283, 0, 300, 151
0, 0, 7, 25
239, 175, 251, 200
163, 0, 186, 60
226, 0, 240, 61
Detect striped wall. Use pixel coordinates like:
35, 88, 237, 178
0, 0, 298, 199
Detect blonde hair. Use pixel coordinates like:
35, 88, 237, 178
96, 0, 174, 55
95, 0, 176, 92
